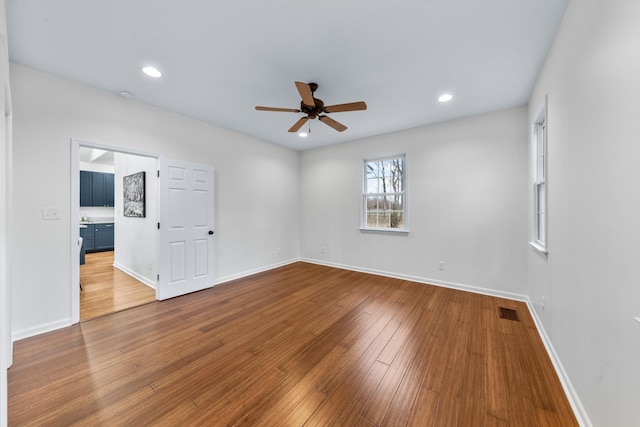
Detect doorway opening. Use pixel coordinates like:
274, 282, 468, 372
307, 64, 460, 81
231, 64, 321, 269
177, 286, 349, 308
71, 140, 159, 324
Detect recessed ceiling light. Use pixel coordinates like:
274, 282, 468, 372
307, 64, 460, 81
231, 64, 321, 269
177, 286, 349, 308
142, 66, 162, 78
298, 132, 308, 138
438, 94, 453, 102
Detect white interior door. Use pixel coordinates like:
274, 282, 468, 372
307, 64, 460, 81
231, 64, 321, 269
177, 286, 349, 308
158, 159, 215, 300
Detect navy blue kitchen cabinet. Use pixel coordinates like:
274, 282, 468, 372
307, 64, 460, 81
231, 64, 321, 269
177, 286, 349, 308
80, 171, 92, 206
80, 171, 114, 207
104, 173, 114, 206
94, 223, 115, 251
81, 224, 95, 251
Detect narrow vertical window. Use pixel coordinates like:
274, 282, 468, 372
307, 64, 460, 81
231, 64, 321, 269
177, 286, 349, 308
533, 108, 547, 252
362, 155, 407, 232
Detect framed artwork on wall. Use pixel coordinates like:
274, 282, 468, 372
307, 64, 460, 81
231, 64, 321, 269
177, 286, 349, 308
123, 171, 145, 217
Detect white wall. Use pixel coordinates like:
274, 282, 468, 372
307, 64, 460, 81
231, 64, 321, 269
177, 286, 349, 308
528, 0, 640, 425
300, 106, 528, 297
0, 0, 13, 427
0, 0, 10, 423
113, 152, 157, 285
10, 63, 300, 339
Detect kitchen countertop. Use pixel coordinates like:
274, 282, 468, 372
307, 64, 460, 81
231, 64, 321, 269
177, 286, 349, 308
80, 219, 115, 225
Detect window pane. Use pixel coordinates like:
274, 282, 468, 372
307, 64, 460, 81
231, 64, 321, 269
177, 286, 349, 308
367, 177, 379, 193
537, 139, 544, 179
363, 156, 406, 231
377, 211, 391, 228
366, 196, 380, 211
535, 182, 546, 243
391, 158, 403, 191
538, 212, 546, 242
387, 195, 403, 210
386, 195, 402, 228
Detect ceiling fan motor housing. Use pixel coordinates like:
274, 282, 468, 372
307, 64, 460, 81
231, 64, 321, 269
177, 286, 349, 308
300, 98, 325, 119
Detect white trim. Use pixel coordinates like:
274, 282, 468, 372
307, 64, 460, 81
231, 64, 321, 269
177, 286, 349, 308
529, 240, 548, 255
70, 138, 159, 324
213, 258, 299, 285
525, 298, 592, 427
359, 227, 410, 234
299, 257, 528, 302
70, 141, 80, 324
11, 319, 72, 342
0, 34, 10, 427
113, 262, 156, 289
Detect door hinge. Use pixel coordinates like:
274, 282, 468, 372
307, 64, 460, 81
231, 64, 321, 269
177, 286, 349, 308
157, 274, 159, 281
157, 222, 160, 229
157, 170, 160, 178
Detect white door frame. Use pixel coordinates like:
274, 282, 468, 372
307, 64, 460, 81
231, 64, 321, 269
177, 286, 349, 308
70, 139, 159, 324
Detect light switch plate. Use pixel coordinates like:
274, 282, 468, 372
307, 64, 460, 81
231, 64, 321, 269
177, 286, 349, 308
42, 207, 62, 220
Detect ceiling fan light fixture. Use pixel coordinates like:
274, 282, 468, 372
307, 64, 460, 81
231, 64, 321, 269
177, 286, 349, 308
298, 131, 308, 138
142, 66, 162, 78
438, 93, 453, 103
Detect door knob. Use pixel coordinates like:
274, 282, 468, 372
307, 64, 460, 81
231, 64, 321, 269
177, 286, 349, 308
208, 230, 214, 235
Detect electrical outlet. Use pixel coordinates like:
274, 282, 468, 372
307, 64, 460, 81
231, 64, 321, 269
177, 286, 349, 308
321, 247, 326, 254
542, 296, 546, 311
437, 261, 445, 271
277, 247, 281, 255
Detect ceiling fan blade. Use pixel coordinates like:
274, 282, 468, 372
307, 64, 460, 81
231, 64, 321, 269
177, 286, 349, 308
255, 106, 301, 112
295, 82, 315, 107
323, 101, 367, 113
288, 116, 309, 133
319, 115, 347, 132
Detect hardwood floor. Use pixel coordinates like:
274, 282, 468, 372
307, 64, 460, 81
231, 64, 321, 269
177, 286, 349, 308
80, 251, 156, 321
10, 262, 577, 426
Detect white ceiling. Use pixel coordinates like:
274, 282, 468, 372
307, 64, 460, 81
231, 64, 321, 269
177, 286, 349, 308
78, 147, 114, 165
6, 0, 568, 151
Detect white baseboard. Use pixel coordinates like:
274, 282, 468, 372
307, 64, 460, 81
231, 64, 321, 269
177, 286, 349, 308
12, 318, 71, 342
214, 258, 299, 286
113, 262, 156, 289
299, 257, 528, 302
525, 298, 592, 427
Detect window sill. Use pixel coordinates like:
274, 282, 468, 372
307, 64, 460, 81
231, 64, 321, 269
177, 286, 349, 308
360, 227, 409, 235
529, 241, 548, 255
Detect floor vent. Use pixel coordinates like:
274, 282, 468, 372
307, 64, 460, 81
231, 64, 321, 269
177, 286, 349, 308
498, 307, 520, 321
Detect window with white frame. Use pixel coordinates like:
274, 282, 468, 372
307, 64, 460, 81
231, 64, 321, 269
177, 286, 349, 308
363, 155, 407, 231
533, 108, 547, 250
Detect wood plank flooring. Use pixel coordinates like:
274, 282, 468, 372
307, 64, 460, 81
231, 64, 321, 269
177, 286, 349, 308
80, 251, 156, 321
9, 262, 577, 426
